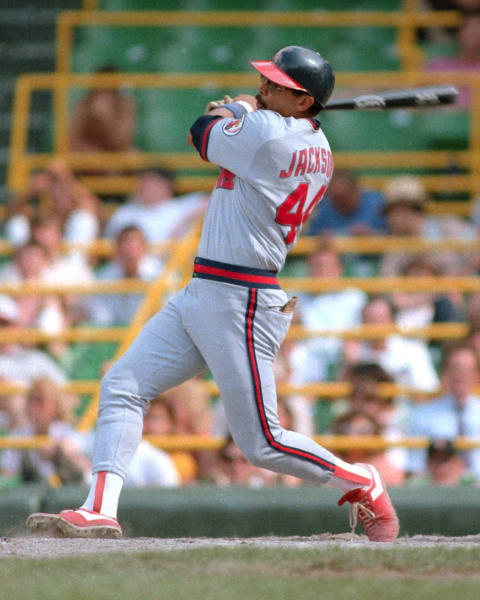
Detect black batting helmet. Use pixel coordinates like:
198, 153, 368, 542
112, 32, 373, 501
250, 45, 335, 109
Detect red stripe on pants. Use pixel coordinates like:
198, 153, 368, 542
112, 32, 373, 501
246, 289, 335, 472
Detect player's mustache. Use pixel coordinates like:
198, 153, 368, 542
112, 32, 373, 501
256, 93, 266, 109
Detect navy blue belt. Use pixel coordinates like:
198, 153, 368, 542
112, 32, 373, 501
193, 257, 280, 289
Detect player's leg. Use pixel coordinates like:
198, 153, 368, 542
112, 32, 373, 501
184, 280, 398, 540
27, 288, 207, 538
183, 281, 360, 484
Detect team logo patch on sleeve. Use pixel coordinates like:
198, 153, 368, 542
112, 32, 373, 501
222, 117, 244, 136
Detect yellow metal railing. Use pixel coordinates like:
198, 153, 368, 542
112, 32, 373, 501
2, 235, 480, 259
0, 280, 149, 296
1, 378, 477, 403
1, 434, 480, 452
81, 1, 432, 18
0, 321, 469, 350
8, 71, 480, 197
55, 10, 462, 74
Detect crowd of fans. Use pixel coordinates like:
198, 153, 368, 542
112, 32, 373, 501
1, 10, 480, 491
1, 159, 479, 491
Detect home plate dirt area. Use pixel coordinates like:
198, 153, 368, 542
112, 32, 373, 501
2, 533, 480, 557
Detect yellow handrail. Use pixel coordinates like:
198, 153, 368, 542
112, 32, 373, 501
0, 379, 474, 402
8, 71, 480, 196
0, 280, 149, 296
1, 433, 479, 452
0, 321, 469, 348
55, 10, 463, 73
2, 275, 480, 297
279, 276, 480, 294
0, 326, 126, 344
2, 235, 480, 258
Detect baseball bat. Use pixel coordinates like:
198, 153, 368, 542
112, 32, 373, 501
324, 85, 458, 111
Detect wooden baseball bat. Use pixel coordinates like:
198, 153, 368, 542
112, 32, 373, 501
324, 85, 459, 110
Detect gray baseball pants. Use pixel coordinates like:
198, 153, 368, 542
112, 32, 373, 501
92, 259, 337, 484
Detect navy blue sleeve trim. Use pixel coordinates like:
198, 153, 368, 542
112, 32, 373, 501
190, 115, 223, 162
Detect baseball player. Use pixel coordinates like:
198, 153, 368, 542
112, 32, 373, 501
27, 46, 399, 542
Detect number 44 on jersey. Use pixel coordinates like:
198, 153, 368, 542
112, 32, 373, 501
276, 182, 327, 245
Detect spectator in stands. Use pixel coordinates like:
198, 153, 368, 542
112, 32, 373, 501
0, 376, 27, 434
466, 292, 480, 331
125, 396, 181, 488
344, 362, 408, 480
70, 65, 137, 155
43, 160, 101, 244
307, 169, 386, 236
4, 162, 101, 247
213, 435, 263, 486
330, 410, 405, 486
30, 213, 96, 342
342, 296, 439, 392
298, 244, 367, 383
390, 256, 462, 329
417, 438, 471, 486
30, 214, 95, 286
4, 172, 48, 247
345, 362, 395, 419
104, 168, 206, 243
380, 175, 475, 276
426, 14, 480, 108
87, 225, 163, 327
0, 243, 67, 334
0, 377, 90, 485
0, 294, 67, 385
407, 344, 480, 480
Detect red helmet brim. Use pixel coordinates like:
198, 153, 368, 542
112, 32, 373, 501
249, 60, 308, 93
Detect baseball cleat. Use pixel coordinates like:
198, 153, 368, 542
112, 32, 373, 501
338, 464, 399, 542
26, 508, 122, 539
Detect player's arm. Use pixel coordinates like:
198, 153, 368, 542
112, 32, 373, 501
187, 94, 257, 154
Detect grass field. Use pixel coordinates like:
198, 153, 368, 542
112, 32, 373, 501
2, 544, 480, 600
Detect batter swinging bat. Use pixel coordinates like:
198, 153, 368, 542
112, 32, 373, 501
324, 85, 458, 111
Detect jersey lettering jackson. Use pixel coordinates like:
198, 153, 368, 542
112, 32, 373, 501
190, 109, 333, 272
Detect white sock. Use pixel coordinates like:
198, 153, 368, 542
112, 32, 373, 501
326, 459, 372, 493
81, 471, 124, 518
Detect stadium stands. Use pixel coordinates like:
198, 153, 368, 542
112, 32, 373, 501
2, 1, 480, 489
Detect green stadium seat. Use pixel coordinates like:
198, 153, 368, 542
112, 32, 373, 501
321, 108, 469, 154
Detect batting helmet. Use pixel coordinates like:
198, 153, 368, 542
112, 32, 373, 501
249, 45, 335, 109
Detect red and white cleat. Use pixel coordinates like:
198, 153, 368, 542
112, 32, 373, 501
26, 508, 122, 539
338, 464, 399, 542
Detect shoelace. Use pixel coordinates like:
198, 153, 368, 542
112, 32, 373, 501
349, 501, 376, 542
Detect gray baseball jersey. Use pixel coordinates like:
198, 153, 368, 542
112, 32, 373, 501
88, 107, 369, 496
198, 109, 333, 271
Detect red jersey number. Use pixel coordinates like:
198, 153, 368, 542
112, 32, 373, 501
216, 168, 235, 190
276, 183, 327, 245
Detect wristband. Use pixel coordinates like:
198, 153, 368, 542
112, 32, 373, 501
222, 101, 254, 118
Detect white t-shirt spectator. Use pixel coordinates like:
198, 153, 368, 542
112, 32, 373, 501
0, 347, 67, 385
352, 336, 439, 392
125, 441, 180, 487
104, 193, 205, 242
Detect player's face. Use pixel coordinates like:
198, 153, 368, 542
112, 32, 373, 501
256, 75, 312, 117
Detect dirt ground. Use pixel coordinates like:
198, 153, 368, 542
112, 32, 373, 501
2, 534, 480, 558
